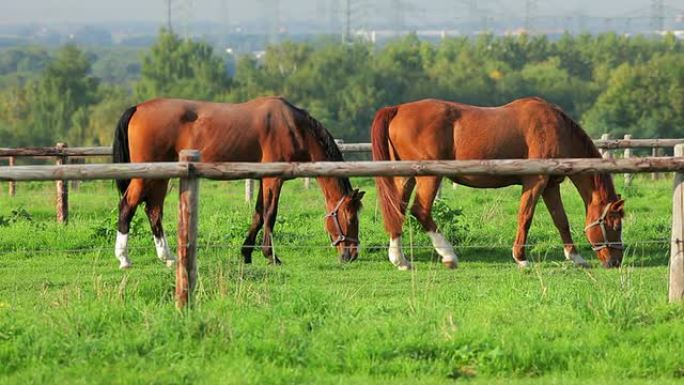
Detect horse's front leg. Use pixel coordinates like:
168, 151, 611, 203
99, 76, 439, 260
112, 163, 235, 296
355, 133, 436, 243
541, 182, 589, 268
241, 181, 264, 264
512, 176, 549, 268
261, 177, 283, 265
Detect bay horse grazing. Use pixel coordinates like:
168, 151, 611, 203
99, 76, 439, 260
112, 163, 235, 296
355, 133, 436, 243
112, 96, 364, 269
371, 97, 624, 270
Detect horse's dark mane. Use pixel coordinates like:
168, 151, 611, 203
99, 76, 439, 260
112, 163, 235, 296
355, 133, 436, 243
285, 99, 353, 195
554, 105, 619, 202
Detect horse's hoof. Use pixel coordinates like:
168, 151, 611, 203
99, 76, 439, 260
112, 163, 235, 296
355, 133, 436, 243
442, 260, 458, 269
268, 256, 282, 265
164, 259, 175, 268
119, 261, 132, 269
397, 263, 413, 271
515, 260, 530, 269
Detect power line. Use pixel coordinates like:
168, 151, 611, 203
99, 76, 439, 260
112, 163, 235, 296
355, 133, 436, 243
525, 0, 538, 33
165, 0, 173, 32
651, 0, 665, 31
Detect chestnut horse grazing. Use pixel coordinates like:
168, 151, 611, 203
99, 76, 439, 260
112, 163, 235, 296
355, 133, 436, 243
113, 96, 364, 269
371, 97, 624, 270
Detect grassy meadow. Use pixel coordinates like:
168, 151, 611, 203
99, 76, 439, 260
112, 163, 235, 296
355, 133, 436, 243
1, 175, 683, 384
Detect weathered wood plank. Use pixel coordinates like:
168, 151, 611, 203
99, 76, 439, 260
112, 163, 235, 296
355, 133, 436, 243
670, 145, 684, 303
624, 134, 633, 186
193, 157, 684, 179
245, 179, 254, 203
0, 163, 188, 181
176, 150, 200, 309
55, 143, 68, 224
3, 158, 684, 181
599, 134, 612, 159
0, 146, 111, 157
2, 138, 682, 159
593, 138, 684, 149
8, 156, 15, 197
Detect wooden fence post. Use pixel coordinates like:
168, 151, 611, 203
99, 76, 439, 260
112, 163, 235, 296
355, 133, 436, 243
245, 179, 254, 203
652, 148, 661, 181
55, 143, 68, 224
177, 149, 200, 309
8, 156, 15, 197
70, 157, 82, 191
599, 133, 612, 159
623, 134, 633, 186
304, 177, 311, 189
670, 144, 684, 303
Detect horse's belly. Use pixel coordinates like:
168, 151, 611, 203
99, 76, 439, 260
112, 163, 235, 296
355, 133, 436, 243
449, 175, 520, 188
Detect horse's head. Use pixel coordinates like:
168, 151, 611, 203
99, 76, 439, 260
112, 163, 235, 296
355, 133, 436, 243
325, 189, 365, 262
585, 198, 625, 268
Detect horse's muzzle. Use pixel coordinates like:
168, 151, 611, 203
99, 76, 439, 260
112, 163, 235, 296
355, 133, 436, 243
604, 258, 622, 268
339, 249, 358, 263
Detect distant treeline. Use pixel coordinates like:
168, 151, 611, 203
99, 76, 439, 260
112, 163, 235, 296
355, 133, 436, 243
0, 30, 682, 146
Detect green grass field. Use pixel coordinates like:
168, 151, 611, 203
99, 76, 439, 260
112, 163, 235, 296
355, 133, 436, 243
1, 175, 683, 384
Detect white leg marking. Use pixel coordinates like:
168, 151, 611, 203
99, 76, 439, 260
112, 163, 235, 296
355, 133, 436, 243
427, 231, 458, 266
564, 248, 589, 268
388, 237, 412, 270
115, 231, 131, 269
512, 250, 530, 269
154, 235, 176, 267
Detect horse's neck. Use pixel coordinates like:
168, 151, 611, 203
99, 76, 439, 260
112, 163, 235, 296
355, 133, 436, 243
570, 174, 616, 211
305, 134, 349, 209
317, 177, 347, 210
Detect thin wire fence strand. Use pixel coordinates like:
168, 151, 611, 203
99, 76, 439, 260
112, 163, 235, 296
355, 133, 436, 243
0, 239, 671, 257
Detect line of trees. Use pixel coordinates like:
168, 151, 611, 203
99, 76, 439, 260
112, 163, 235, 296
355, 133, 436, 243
0, 30, 682, 146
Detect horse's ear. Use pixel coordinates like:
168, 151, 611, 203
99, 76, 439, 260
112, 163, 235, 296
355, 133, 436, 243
354, 189, 366, 201
611, 199, 625, 216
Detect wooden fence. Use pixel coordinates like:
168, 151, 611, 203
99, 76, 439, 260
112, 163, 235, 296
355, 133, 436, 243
2, 136, 680, 201
1, 149, 684, 307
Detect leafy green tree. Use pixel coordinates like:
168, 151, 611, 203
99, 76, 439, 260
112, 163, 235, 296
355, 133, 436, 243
135, 30, 230, 101
582, 54, 684, 137
87, 85, 133, 145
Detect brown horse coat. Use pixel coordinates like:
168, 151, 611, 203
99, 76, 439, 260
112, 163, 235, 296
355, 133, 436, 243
113, 96, 363, 268
371, 97, 624, 269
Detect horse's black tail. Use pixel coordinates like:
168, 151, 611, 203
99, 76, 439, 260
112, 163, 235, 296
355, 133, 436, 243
113, 106, 137, 195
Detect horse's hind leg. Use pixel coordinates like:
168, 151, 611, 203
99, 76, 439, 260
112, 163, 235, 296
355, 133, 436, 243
241, 181, 264, 264
541, 182, 589, 268
116, 178, 144, 269
144, 179, 175, 267
387, 177, 416, 270
512, 175, 549, 268
261, 177, 284, 265
410, 176, 458, 269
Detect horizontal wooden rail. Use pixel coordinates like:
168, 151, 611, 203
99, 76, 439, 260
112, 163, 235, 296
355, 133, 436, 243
1, 157, 684, 181
0, 146, 110, 157
0, 163, 189, 181
593, 139, 684, 149
337, 143, 372, 152
1, 139, 682, 158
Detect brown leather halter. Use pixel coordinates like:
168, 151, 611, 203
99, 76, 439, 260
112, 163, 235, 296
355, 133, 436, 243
584, 204, 624, 251
325, 196, 359, 247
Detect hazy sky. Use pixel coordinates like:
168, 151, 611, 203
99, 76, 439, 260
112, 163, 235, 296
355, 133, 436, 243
1, 0, 682, 25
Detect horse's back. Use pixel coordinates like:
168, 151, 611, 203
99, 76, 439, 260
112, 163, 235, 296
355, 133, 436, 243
385, 97, 594, 187
389, 97, 583, 161
126, 97, 303, 163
